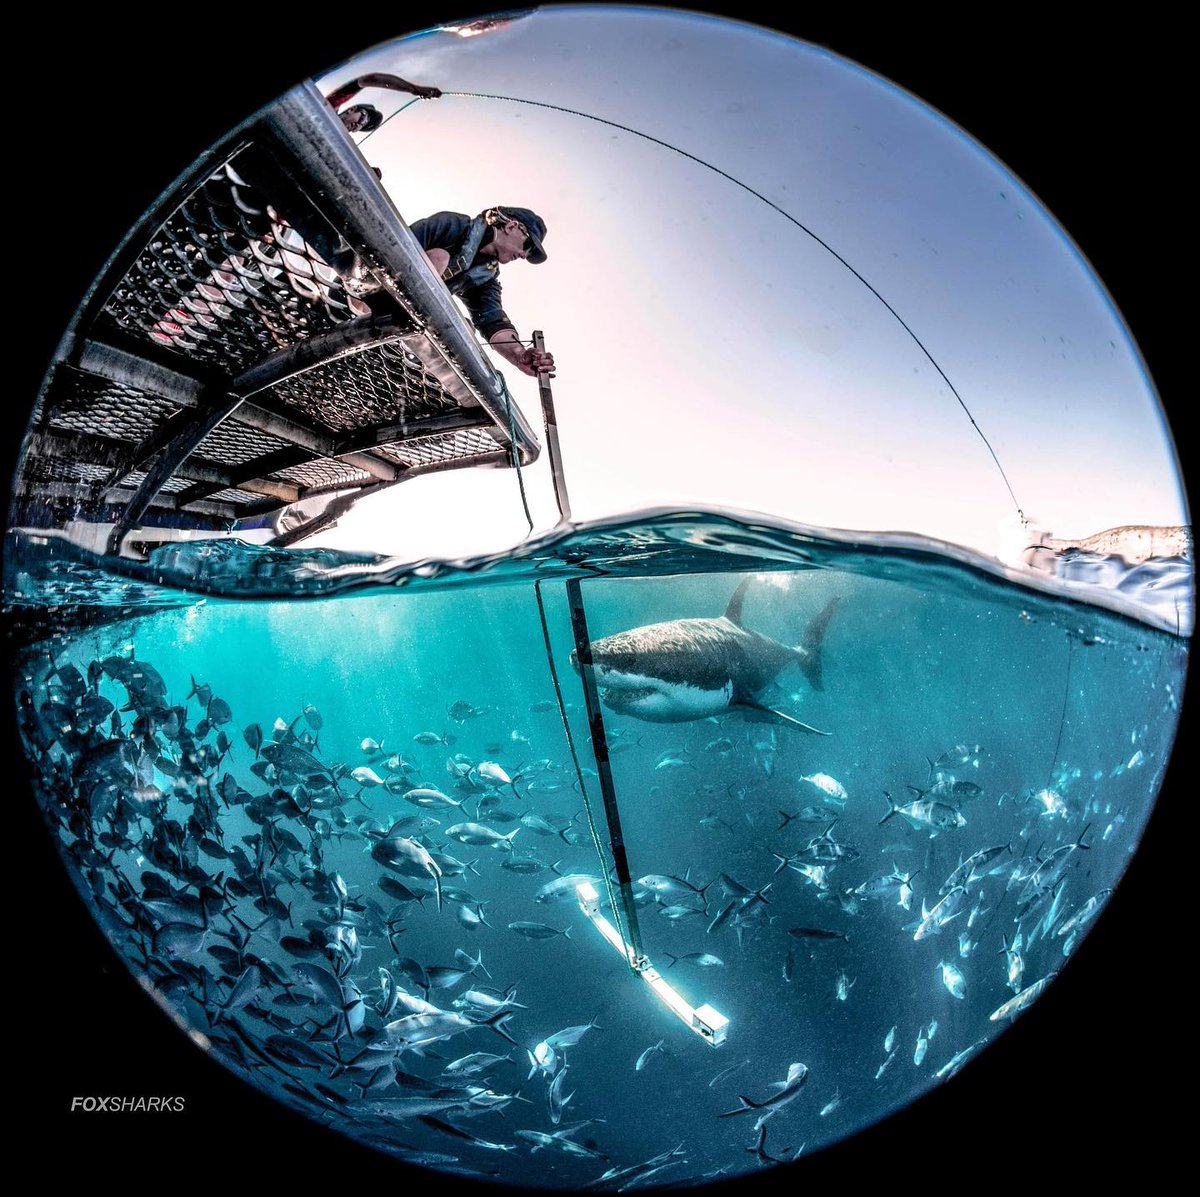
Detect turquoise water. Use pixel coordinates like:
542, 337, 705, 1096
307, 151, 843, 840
7, 512, 1188, 1188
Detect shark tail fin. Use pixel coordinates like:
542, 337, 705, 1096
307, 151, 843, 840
793, 596, 841, 692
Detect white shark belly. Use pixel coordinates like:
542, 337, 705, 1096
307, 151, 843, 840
603, 675, 735, 721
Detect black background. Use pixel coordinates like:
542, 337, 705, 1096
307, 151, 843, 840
9, 4, 1187, 1188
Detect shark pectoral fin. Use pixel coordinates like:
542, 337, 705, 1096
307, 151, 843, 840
736, 701, 832, 736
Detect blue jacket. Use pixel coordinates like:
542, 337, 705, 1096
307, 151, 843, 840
409, 211, 515, 341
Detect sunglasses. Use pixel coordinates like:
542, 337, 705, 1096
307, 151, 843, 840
511, 222, 535, 256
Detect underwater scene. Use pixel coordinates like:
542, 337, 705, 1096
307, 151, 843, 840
8, 511, 1188, 1188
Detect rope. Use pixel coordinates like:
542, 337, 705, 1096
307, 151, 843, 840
533, 580, 635, 969
439, 89, 1024, 520
503, 387, 535, 536
358, 96, 422, 142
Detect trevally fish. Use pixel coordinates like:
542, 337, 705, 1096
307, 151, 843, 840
938, 960, 966, 999
635, 1040, 665, 1072
1000, 932, 1025, 993
1055, 888, 1113, 940
799, 773, 848, 804
507, 922, 571, 940
989, 974, 1057, 1021
913, 886, 967, 940
719, 1062, 808, 1118
445, 823, 520, 850
880, 792, 966, 833
574, 580, 838, 733
934, 1038, 987, 1080
442, 1051, 512, 1077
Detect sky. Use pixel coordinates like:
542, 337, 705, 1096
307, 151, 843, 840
299, 5, 1187, 562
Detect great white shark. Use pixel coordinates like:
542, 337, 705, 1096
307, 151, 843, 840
573, 580, 839, 734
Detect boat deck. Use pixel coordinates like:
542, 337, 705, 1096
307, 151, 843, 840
9, 82, 540, 557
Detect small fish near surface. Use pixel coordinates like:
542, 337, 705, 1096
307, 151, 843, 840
575, 579, 838, 734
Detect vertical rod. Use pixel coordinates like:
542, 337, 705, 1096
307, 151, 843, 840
565, 576, 644, 964
533, 330, 572, 525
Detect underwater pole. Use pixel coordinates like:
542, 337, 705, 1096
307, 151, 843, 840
565, 578, 645, 967
533, 331, 572, 526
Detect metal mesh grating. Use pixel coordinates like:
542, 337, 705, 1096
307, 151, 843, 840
375, 427, 502, 469
266, 341, 457, 432
19, 457, 112, 487
98, 155, 370, 372
193, 420, 292, 467
274, 458, 374, 489
204, 487, 267, 506
43, 373, 183, 443
123, 472, 192, 495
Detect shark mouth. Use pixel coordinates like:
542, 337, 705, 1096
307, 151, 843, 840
600, 686, 656, 707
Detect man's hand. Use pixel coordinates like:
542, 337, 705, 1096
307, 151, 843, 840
488, 330, 556, 378
520, 346, 556, 377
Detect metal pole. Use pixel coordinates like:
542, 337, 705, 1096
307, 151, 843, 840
532, 331, 572, 525
565, 577, 644, 965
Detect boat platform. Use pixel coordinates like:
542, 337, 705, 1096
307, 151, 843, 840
9, 82, 540, 558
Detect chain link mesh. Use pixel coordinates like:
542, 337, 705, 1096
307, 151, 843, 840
99, 156, 370, 371
274, 458, 374, 489
264, 340, 457, 432
375, 427, 502, 469
43, 373, 183, 443
202, 487, 268, 507
193, 420, 292, 466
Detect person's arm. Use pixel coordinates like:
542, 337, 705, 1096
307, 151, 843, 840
463, 278, 555, 377
487, 329, 556, 378
423, 248, 451, 277
327, 72, 441, 108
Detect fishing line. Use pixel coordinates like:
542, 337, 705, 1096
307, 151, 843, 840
435, 89, 1025, 519
533, 579, 634, 966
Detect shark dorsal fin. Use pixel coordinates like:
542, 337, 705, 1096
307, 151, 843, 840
724, 579, 753, 627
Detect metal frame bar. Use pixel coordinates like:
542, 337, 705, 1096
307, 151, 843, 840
337, 410, 495, 454
534, 330, 572, 524
565, 577, 645, 965
258, 83, 541, 462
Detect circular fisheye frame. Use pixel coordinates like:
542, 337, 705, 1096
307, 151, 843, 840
7, 7, 1186, 1189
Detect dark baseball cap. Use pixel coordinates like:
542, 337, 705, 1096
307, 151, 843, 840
493, 206, 548, 263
